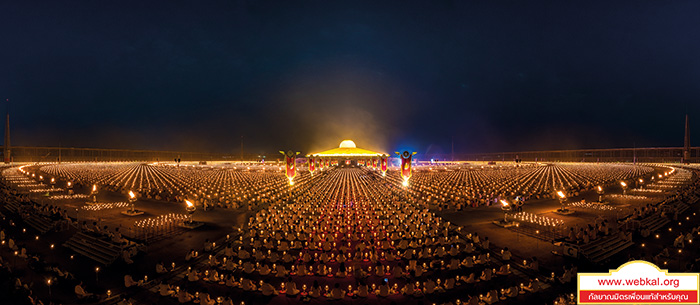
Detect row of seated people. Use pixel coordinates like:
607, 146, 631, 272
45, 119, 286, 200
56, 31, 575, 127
159, 275, 542, 305
183, 250, 514, 283
0, 196, 95, 305
41, 163, 301, 211
400, 163, 651, 211
158, 168, 542, 304
564, 220, 611, 244
76, 220, 143, 264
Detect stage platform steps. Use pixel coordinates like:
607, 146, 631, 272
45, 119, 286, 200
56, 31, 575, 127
3, 200, 23, 214
581, 235, 633, 264
64, 232, 122, 266
23, 214, 56, 234
676, 202, 690, 215
638, 213, 670, 232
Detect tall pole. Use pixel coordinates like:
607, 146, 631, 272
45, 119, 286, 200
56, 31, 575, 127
4, 99, 10, 164
240, 135, 244, 161
684, 114, 690, 163
451, 136, 454, 161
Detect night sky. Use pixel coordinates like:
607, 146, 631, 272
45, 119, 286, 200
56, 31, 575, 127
2, 1, 700, 157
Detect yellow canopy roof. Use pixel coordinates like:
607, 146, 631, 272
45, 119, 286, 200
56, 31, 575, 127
309, 140, 386, 157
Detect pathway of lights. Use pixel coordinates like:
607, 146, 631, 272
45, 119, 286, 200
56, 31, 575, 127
648, 184, 680, 189
656, 180, 688, 186
36, 162, 315, 207
646, 169, 691, 189
507, 211, 564, 227
4, 176, 31, 181
392, 163, 652, 208
630, 188, 663, 193
14, 183, 44, 188
568, 200, 617, 211
80, 202, 130, 211
29, 188, 64, 193
604, 194, 649, 200
48, 194, 89, 200
134, 213, 189, 228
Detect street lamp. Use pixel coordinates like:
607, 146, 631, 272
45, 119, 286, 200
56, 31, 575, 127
492, 199, 516, 227
67, 181, 73, 195
90, 184, 98, 203
500, 200, 511, 223
186, 199, 196, 222
47, 278, 53, 298
620, 181, 628, 195
182, 199, 203, 229
128, 190, 137, 212
122, 190, 144, 216
556, 191, 572, 214
596, 186, 604, 203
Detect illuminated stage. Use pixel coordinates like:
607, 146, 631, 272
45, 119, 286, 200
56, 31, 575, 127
309, 140, 386, 158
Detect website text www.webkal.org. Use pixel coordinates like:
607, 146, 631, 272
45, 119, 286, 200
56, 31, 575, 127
578, 261, 699, 304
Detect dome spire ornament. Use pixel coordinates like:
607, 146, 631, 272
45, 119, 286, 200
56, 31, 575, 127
339, 140, 356, 148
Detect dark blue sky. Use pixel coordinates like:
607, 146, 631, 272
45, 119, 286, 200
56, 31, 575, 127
2, 1, 699, 156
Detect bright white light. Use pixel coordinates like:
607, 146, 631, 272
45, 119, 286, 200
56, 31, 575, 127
338, 140, 357, 148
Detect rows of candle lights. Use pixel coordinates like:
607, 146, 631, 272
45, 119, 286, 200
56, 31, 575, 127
5, 177, 35, 182
133, 213, 189, 228
7, 162, 693, 305
656, 181, 688, 187
36, 162, 312, 208
507, 211, 564, 227
48, 194, 89, 200
604, 194, 648, 200
630, 188, 663, 193
648, 184, 680, 189
166, 167, 533, 304
29, 188, 64, 193
567, 200, 617, 211
392, 162, 652, 208
14, 183, 44, 188
26, 161, 657, 214
80, 202, 130, 211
